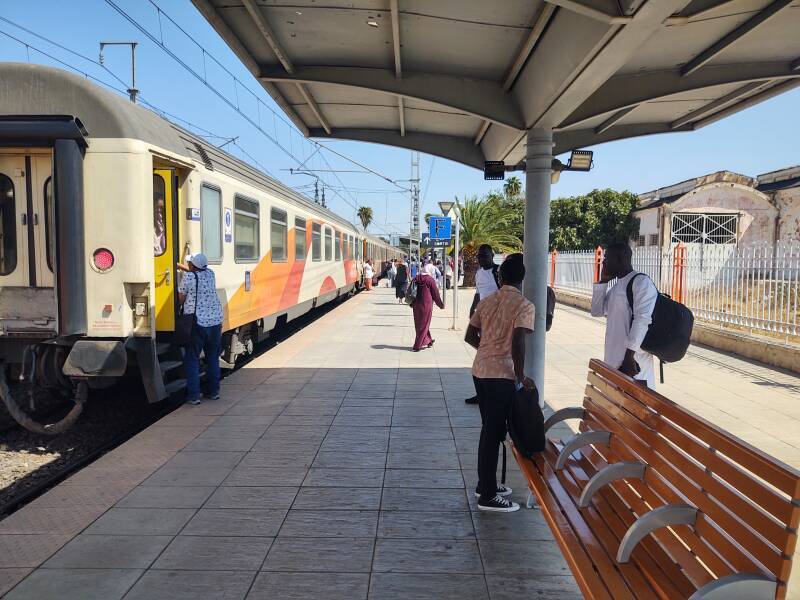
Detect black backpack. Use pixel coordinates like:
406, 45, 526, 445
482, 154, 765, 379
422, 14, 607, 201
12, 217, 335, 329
626, 274, 694, 364
507, 384, 546, 459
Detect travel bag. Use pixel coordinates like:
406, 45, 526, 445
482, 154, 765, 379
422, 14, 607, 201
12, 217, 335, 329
174, 272, 199, 346
507, 382, 546, 459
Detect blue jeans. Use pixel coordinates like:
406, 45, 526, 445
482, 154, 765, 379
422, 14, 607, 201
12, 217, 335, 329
184, 323, 222, 400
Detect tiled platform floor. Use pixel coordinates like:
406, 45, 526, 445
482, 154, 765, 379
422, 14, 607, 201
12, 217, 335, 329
2, 285, 799, 599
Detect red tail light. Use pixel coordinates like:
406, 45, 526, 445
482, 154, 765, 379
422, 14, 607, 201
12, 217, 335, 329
93, 248, 114, 272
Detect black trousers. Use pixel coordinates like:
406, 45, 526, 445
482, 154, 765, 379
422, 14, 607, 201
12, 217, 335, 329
473, 376, 515, 500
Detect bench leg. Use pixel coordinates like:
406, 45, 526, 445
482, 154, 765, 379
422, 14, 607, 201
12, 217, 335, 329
526, 490, 539, 510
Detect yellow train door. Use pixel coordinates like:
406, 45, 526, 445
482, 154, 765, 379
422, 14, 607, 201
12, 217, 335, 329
153, 169, 176, 331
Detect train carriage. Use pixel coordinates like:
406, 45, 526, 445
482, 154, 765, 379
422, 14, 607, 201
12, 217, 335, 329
0, 63, 401, 427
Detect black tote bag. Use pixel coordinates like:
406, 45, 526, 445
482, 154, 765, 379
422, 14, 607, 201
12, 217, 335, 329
174, 272, 198, 346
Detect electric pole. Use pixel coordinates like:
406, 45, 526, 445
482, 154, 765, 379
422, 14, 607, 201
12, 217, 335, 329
410, 152, 420, 258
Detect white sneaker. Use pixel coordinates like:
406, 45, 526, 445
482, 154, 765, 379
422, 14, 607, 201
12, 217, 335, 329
475, 483, 512, 498
478, 495, 520, 513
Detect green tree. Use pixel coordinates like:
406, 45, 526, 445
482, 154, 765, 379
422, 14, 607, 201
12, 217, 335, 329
457, 195, 522, 286
503, 176, 522, 200
548, 189, 640, 250
357, 206, 373, 231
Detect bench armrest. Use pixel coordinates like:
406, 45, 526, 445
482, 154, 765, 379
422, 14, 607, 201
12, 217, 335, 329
555, 430, 611, 470
689, 573, 777, 599
544, 406, 586, 433
578, 461, 646, 508
617, 504, 697, 563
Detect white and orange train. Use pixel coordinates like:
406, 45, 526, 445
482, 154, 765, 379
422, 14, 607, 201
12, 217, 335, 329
0, 63, 401, 413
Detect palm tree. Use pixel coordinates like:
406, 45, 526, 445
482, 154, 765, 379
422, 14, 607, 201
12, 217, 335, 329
457, 195, 523, 286
503, 176, 522, 200
357, 206, 373, 231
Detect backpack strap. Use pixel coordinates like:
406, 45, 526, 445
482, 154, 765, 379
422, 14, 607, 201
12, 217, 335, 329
501, 441, 507, 485
491, 263, 500, 289
625, 273, 648, 326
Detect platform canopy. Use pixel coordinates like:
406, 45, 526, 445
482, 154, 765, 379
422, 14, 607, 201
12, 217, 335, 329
193, 0, 800, 169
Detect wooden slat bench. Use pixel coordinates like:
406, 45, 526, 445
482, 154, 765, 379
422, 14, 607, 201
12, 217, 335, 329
511, 359, 800, 600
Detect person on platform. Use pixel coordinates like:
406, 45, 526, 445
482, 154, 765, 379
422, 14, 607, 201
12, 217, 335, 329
464, 253, 535, 512
464, 244, 500, 404
411, 262, 444, 351
364, 259, 374, 291
388, 258, 397, 288
395, 257, 409, 303
591, 242, 658, 388
178, 253, 223, 406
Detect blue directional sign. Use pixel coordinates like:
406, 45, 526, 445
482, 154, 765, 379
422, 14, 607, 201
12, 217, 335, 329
429, 216, 452, 241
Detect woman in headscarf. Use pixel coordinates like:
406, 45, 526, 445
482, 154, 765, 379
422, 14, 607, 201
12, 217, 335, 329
395, 256, 409, 303
412, 259, 444, 351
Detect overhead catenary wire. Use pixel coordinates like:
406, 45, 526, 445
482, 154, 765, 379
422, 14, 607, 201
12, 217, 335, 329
103, 0, 407, 233
0, 26, 234, 147
0, 10, 401, 236
132, 0, 410, 193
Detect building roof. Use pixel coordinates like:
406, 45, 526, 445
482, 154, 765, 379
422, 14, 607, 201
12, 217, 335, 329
192, 0, 800, 168
635, 169, 755, 210
757, 164, 800, 191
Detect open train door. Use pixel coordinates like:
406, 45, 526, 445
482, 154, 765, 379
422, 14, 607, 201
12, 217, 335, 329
152, 168, 178, 331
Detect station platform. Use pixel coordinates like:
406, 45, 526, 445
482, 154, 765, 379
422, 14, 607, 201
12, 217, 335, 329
2, 286, 799, 599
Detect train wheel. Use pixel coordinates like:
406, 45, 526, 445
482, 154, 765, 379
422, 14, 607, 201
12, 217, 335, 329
0, 359, 88, 435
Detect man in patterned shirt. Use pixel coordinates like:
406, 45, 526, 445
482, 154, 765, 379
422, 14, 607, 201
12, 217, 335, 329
465, 253, 535, 512
178, 253, 224, 405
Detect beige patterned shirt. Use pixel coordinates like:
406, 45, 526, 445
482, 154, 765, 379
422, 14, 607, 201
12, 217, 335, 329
470, 286, 535, 380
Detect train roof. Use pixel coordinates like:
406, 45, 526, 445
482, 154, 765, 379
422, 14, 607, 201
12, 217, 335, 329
0, 62, 385, 237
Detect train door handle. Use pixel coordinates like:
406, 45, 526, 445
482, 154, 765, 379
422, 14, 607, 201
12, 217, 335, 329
164, 268, 171, 286
33, 214, 39, 226
20, 214, 27, 226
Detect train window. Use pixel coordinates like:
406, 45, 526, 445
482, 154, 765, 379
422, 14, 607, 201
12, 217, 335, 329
153, 175, 167, 258
234, 195, 260, 262
335, 231, 342, 261
295, 217, 307, 261
201, 184, 222, 262
44, 177, 55, 272
324, 227, 332, 261
270, 208, 287, 262
312, 223, 321, 261
0, 173, 16, 276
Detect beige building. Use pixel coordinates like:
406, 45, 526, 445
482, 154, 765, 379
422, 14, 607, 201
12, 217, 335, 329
634, 166, 800, 249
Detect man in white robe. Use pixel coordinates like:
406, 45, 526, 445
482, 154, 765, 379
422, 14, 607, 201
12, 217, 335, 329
591, 243, 658, 389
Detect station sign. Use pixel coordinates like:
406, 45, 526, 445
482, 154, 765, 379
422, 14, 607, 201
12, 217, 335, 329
429, 216, 452, 241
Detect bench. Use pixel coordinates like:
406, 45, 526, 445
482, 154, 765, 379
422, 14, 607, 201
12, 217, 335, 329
511, 358, 800, 600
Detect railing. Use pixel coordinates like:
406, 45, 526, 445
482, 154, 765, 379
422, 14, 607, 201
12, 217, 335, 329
551, 242, 800, 342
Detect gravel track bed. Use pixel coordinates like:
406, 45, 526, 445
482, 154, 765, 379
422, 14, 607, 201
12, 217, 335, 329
0, 384, 176, 515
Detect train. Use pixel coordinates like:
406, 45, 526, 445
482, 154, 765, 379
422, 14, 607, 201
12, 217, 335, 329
0, 63, 402, 431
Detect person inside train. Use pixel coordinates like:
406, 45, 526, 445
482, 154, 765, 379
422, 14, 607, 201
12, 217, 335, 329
178, 253, 224, 405
412, 259, 444, 351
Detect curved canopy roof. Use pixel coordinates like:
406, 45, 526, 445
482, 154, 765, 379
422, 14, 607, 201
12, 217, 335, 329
193, 0, 800, 168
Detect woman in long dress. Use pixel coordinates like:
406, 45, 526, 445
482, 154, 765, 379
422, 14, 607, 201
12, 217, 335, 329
412, 266, 444, 351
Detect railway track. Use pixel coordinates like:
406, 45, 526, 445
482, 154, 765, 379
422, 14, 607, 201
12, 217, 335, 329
0, 294, 347, 519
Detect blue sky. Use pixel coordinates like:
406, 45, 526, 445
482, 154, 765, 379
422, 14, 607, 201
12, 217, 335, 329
1, 0, 798, 238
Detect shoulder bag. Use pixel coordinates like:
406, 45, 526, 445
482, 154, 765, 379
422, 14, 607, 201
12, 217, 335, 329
174, 272, 199, 346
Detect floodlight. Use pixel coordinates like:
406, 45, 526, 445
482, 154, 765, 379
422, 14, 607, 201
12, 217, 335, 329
484, 161, 505, 180
567, 150, 593, 171
438, 200, 455, 215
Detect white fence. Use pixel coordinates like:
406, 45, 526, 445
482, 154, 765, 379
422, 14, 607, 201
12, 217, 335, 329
552, 242, 800, 341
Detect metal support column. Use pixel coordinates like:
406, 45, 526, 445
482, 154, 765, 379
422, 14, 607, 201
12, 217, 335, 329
523, 128, 553, 401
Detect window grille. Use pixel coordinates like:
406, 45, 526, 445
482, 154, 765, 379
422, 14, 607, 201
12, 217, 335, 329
671, 213, 738, 245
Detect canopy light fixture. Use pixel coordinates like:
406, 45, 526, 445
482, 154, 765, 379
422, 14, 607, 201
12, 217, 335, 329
567, 150, 593, 171
484, 149, 594, 184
